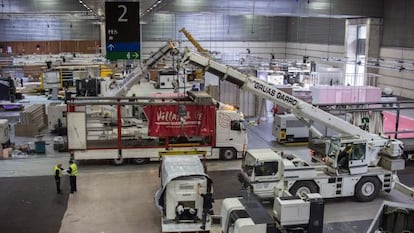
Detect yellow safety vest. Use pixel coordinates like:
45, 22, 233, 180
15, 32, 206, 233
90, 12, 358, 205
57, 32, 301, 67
70, 163, 78, 176
54, 165, 62, 177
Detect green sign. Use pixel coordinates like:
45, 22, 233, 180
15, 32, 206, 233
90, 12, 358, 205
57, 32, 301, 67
106, 51, 140, 60
362, 117, 369, 123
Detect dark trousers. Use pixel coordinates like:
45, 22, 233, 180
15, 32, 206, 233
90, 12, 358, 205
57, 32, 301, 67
55, 177, 61, 193
201, 209, 209, 227
69, 176, 77, 193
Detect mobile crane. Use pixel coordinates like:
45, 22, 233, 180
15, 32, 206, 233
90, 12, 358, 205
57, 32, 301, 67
179, 48, 413, 202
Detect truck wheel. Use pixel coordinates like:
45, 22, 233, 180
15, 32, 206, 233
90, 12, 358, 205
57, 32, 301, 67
113, 157, 124, 165
355, 177, 381, 202
289, 181, 318, 198
220, 148, 236, 160
133, 158, 150, 165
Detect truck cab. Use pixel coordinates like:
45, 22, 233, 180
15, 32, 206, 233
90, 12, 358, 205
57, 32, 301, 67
239, 148, 315, 199
325, 137, 368, 175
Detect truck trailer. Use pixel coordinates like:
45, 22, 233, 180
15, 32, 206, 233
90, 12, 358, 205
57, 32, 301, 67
67, 91, 247, 164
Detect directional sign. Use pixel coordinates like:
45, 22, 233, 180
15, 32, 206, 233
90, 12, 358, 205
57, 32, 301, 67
105, 1, 140, 61
106, 52, 140, 60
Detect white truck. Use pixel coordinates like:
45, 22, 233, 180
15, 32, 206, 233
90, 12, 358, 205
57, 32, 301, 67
155, 155, 213, 232
179, 48, 413, 202
67, 91, 247, 164
239, 148, 405, 202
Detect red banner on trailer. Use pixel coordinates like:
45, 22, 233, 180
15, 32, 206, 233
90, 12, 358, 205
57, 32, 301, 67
143, 105, 216, 137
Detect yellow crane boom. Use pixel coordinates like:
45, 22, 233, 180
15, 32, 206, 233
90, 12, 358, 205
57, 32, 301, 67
179, 27, 208, 53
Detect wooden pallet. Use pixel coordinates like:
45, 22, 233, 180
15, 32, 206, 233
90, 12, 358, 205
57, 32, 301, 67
15, 104, 47, 137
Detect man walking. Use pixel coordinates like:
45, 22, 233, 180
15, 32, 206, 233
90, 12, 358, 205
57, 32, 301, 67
200, 188, 214, 230
54, 163, 64, 194
67, 160, 78, 193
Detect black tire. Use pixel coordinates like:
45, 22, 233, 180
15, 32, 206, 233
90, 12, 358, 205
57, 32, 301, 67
133, 158, 150, 165
220, 148, 237, 160
354, 177, 381, 202
289, 181, 318, 198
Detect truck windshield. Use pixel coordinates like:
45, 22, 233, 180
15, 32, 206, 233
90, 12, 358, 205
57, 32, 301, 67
254, 162, 278, 176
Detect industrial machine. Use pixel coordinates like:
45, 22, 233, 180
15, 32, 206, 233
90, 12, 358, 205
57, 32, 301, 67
47, 103, 67, 135
66, 91, 247, 164
272, 113, 308, 143
0, 119, 10, 147
218, 191, 324, 233
0, 77, 16, 102
401, 138, 414, 160
179, 48, 413, 201
75, 78, 101, 96
155, 155, 212, 232
153, 70, 188, 89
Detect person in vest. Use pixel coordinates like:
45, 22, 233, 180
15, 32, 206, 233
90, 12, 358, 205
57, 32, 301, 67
54, 163, 64, 194
67, 160, 78, 193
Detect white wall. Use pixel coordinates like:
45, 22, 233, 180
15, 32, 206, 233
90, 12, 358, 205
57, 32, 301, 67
142, 41, 286, 60
286, 42, 344, 65
377, 47, 414, 98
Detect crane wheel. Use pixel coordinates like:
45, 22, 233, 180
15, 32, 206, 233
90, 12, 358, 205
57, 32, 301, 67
289, 181, 318, 198
354, 177, 381, 202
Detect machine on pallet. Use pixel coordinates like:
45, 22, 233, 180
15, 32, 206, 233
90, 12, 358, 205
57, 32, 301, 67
272, 113, 309, 143
154, 154, 213, 232
75, 78, 101, 96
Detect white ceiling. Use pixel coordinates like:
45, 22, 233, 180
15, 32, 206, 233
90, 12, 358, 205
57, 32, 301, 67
0, 0, 383, 19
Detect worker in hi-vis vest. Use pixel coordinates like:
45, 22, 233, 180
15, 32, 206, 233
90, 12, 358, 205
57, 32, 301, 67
54, 163, 64, 194
67, 160, 78, 193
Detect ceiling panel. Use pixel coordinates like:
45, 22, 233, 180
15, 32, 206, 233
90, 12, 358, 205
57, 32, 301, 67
0, 0, 384, 19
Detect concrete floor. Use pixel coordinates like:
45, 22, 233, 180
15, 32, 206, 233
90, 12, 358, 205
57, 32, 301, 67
0, 82, 414, 233
0, 119, 412, 233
